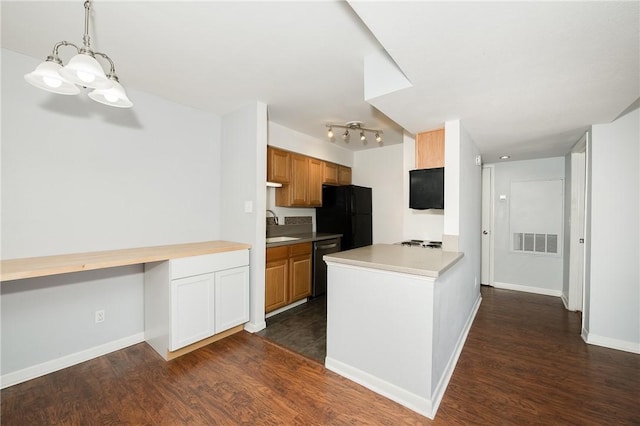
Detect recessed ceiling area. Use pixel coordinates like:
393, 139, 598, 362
2, 1, 638, 160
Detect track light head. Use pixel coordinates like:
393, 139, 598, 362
327, 127, 334, 138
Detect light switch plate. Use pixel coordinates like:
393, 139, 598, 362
244, 201, 253, 213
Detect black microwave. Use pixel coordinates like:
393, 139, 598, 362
409, 168, 444, 210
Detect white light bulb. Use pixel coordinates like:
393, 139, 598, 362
42, 76, 63, 88
104, 92, 119, 103
77, 71, 95, 83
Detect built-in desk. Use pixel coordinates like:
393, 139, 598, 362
1, 241, 251, 282
1, 241, 252, 385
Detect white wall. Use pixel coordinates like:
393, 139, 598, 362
1, 49, 222, 380
585, 108, 639, 353
1, 49, 221, 258
490, 157, 565, 295
220, 102, 268, 332
352, 144, 404, 243
402, 132, 445, 241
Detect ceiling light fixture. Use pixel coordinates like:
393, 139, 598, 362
24, 0, 132, 108
327, 127, 334, 138
325, 121, 383, 145
499, 155, 511, 160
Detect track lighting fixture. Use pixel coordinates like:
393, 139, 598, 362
325, 121, 383, 146
24, 1, 133, 108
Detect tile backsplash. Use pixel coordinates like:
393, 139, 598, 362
266, 216, 313, 237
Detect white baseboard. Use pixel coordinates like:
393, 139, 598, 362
244, 320, 267, 333
265, 298, 307, 319
561, 293, 569, 309
325, 357, 434, 419
582, 330, 640, 354
492, 281, 562, 297
430, 294, 482, 415
1, 332, 145, 389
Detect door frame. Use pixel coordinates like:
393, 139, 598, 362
481, 165, 495, 285
567, 133, 587, 311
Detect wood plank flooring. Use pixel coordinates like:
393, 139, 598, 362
2, 286, 638, 425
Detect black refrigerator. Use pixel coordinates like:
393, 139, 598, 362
316, 185, 372, 250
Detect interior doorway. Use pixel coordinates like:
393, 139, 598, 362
481, 165, 494, 285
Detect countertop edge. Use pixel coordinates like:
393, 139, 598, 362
265, 233, 342, 248
324, 249, 464, 278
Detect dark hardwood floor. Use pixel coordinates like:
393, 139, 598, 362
2, 287, 638, 425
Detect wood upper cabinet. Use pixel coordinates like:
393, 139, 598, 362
416, 128, 445, 169
271, 147, 351, 206
308, 158, 323, 206
323, 162, 339, 185
267, 146, 290, 183
290, 154, 309, 205
265, 242, 311, 313
338, 166, 352, 185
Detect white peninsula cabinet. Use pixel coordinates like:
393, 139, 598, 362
144, 248, 249, 360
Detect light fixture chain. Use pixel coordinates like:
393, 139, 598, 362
83, 1, 92, 49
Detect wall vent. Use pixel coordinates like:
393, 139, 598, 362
513, 233, 558, 254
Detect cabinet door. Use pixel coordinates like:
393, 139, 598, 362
308, 158, 323, 206
323, 162, 339, 185
338, 166, 352, 185
416, 128, 445, 169
290, 154, 309, 205
214, 266, 249, 333
170, 273, 215, 351
265, 258, 288, 313
289, 253, 312, 302
267, 147, 290, 183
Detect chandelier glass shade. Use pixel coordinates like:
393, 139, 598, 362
326, 121, 383, 145
24, 1, 132, 108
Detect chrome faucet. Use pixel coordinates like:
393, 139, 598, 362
266, 209, 279, 225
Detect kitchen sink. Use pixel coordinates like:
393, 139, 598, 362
266, 236, 301, 243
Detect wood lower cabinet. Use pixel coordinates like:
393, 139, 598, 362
265, 242, 312, 313
416, 128, 445, 169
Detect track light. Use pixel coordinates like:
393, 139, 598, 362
24, 1, 132, 108
325, 121, 383, 146
327, 127, 334, 138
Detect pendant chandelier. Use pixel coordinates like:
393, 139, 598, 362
326, 121, 383, 145
24, 1, 133, 108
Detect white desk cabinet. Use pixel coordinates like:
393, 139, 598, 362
145, 249, 249, 360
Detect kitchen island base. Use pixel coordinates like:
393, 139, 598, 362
325, 254, 480, 419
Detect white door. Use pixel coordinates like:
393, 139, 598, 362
481, 166, 494, 285
170, 273, 215, 350
214, 266, 250, 333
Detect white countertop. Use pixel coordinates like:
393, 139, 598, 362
323, 244, 464, 278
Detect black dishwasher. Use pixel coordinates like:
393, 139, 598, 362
312, 238, 341, 297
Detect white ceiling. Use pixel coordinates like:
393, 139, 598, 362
2, 1, 638, 161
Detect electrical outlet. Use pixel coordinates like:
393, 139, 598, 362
95, 310, 105, 323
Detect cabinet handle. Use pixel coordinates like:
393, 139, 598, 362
317, 243, 337, 250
